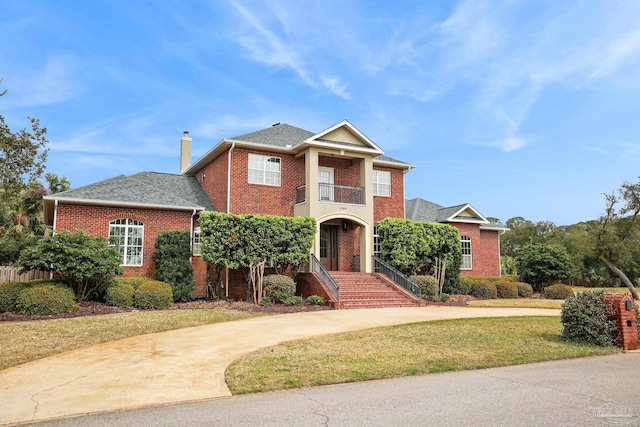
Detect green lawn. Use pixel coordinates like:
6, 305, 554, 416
226, 316, 618, 394
467, 299, 564, 309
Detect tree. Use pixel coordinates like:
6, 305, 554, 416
153, 231, 194, 302
45, 172, 71, 194
501, 217, 555, 257
199, 212, 315, 304
515, 243, 574, 292
17, 231, 123, 302
596, 179, 640, 299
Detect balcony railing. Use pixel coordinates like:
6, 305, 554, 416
295, 183, 365, 205
372, 256, 422, 297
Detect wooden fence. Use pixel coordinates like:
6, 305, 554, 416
0, 266, 49, 284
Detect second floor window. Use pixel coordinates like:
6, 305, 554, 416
248, 154, 281, 186
373, 170, 391, 196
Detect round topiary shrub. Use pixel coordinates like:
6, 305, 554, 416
0, 281, 31, 312
544, 284, 574, 299
516, 282, 534, 298
263, 275, 296, 303
105, 283, 135, 308
410, 275, 439, 297
134, 281, 173, 309
15, 284, 79, 315
470, 282, 497, 299
458, 277, 473, 295
495, 282, 519, 299
561, 291, 616, 346
114, 276, 152, 290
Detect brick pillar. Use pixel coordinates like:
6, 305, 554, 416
603, 293, 639, 351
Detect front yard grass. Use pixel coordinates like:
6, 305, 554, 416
0, 309, 263, 370
467, 299, 564, 309
226, 316, 619, 394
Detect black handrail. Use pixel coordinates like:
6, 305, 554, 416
310, 253, 339, 302
372, 256, 422, 297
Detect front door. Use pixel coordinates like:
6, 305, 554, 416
320, 225, 339, 270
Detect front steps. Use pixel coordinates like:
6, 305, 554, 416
330, 272, 421, 309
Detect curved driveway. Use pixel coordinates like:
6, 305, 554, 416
0, 306, 560, 426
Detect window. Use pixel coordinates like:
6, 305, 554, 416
373, 170, 391, 196
373, 226, 381, 257
108, 219, 144, 266
248, 154, 281, 186
193, 226, 201, 256
461, 236, 472, 270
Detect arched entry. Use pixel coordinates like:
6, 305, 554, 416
316, 215, 370, 273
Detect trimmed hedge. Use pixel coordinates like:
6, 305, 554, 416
561, 291, 616, 346
410, 275, 439, 297
106, 283, 135, 308
544, 284, 574, 300
15, 283, 79, 315
0, 281, 31, 312
495, 282, 519, 299
263, 275, 296, 303
516, 282, 534, 298
134, 281, 173, 309
114, 276, 152, 290
470, 282, 497, 299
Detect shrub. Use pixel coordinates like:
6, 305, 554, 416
114, 276, 152, 290
410, 275, 439, 297
495, 282, 519, 299
260, 296, 273, 307
516, 282, 534, 298
432, 293, 450, 302
152, 231, 194, 302
105, 283, 135, 308
284, 296, 303, 306
134, 281, 173, 309
470, 282, 497, 299
457, 277, 474, 295
544, 284, 574, 299
561, 291, 616, 346
263, 275, 296, 303
0, 281, 31, 312
306, 295, 325, 306
15, 283, 79, 315
516, 244, 573, 292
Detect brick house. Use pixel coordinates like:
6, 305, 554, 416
43, 120, 505, 302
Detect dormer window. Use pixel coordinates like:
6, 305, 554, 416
248, 154, 281, 186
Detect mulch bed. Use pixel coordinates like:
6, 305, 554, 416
0, 300, 332, 322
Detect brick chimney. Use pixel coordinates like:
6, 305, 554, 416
180, 131, 192, 173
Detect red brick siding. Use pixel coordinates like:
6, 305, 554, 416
228, 148, 305, 216
55, 204, 207, 296
196, 150, 228, 213
319, 156, 361, 187
374, 167, 405, 222
453, 222, 501, 276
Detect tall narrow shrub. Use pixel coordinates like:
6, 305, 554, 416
153, 231, 194, 302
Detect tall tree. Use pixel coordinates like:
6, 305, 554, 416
596, 179, 640, 299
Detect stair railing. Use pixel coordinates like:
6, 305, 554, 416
310, 254, 339, 302
372, 256, 422, 298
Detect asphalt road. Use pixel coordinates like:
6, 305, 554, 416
21, 353, 640, 427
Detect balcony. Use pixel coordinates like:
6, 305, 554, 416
296, 183, 365, 205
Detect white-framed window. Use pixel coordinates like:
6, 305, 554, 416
193, 226, 201, 256
373, 225, 381, 257
248, 154, 281, 186
373, 170, 391, 196
108, 219, 144, 266
461, 236, 472, 270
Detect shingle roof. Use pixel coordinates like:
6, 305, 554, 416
230, 123, 314, 147
405, 198, 445, 223
50, 172, 215, 211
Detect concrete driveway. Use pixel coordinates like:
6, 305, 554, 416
0, 306, 560, 426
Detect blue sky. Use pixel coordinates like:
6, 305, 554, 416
1, 1, 639, 226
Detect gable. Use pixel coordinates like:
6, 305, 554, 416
319, 127, 368, 147
307, 120, 383, 154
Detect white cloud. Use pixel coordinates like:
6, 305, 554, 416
321, 76, 350, 99
496, 135, 527, 152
